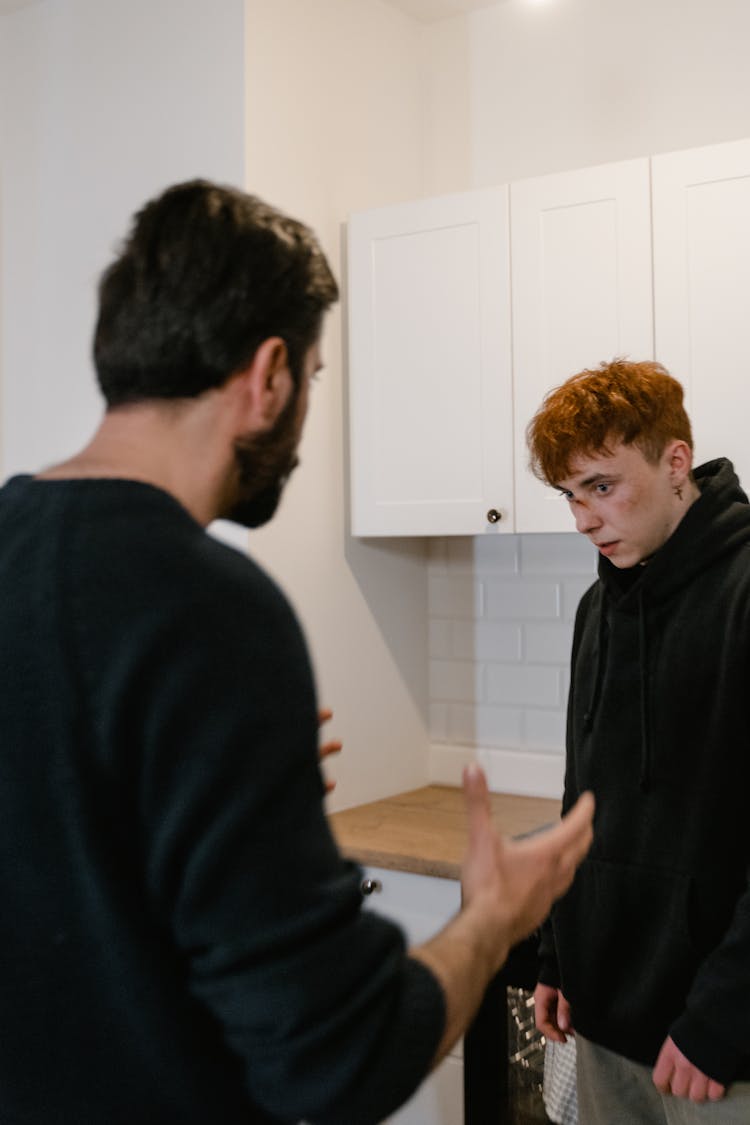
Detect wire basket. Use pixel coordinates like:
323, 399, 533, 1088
507, 987, 549, 1124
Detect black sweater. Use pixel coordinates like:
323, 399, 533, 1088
539, 458, 750, 1085
0, 475, 443, 1124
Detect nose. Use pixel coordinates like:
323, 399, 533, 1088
573, 502, 601, 536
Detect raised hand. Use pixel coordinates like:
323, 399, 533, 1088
318, 707, 342, 794
461, 764, 594, 971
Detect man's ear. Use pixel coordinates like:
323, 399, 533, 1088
235, 337, 293, 430
666, 439, 694, 482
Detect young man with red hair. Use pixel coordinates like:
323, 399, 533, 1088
528, 359, 750, 1121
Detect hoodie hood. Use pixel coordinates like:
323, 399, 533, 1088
583, 458, 750, 791
599, 458, 750, 606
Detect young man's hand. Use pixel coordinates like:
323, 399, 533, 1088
652, 1036, 725, 1102
534, 984, 573, 1043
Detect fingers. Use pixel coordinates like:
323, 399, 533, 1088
557, 992, 573, 1034
546, 792, 595, 895
317, 710, 340, 795
462, 763, 493, 850
652, 1038, 726, 1102
558, 792, 596, 851
533, 984, 567, 1042
652, 1042, 671, 1094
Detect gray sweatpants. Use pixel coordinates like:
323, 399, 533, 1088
576, 1035, 750, 1124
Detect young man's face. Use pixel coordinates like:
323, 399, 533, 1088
555, 441, 684, 568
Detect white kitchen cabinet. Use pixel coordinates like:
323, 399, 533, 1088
347, 161, 652, 537
652, 137, 750, 489
348, 143, 750, 537
360, 866, 462, 1125
347, 189, 514, 536
510, 158, 654, 532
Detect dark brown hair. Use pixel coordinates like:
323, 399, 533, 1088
94, 180, 338, 406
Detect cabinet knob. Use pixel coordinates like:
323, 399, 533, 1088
361, 878, 382, 896
486, 508, 503, 524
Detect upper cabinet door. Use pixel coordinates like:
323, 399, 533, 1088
652, 138, 750, 488
510, 159, 654, 533
347, 189, 513, 536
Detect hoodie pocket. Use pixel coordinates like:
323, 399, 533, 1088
553, 858, 699, 1035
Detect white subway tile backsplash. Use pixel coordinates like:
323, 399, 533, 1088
428, 573, 484, 619
429, 619, 453, 659
520, 532, 596, 574
441, 538, 476, 571
429, 659, 482, 703
486, 663, 560, 707
449, 703, 524, 747
524, 708, 567, 751
452, 619, 522, 662
467, 535, 520, 575
476, 748, 565, 799
427, 531, 595, 795
429, 702, 449, 741
561, 576, 596, 621
485, 580, 560, 620
524, 621, 575, 664
426, 537, 450, 567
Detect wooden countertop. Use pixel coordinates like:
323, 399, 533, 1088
328, 785, 561, 880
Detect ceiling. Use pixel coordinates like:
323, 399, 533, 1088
0, 0, 37, 12
0, 0, 509, 18
384, 0, 508, 21
0, 0, 510, 18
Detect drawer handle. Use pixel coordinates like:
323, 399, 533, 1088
486, 508, 503, 524
361, 878, 382, 896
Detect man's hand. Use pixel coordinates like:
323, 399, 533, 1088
460, 764, 594, 973
410, 764, 593, 1066
318, 708, 342, 794
534, 983, 573, 1043
652, 1036, 725, 1102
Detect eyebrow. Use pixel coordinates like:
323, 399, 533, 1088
580, 472, 613, 487
557, 471, 619, 491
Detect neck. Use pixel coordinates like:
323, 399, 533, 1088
35, 397, 233, 527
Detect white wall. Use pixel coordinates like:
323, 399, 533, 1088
420, 0, 750, 794
0, 0, 245, 477
468, 0, 750, 188
244, 0, 434, 811
8, 0, 747, 808
0, 0, 435, 817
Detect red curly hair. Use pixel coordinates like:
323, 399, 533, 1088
526, 358, 693, 486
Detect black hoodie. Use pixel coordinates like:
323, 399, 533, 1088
539, 458, 750, 1085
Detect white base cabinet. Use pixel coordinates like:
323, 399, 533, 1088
360, 866, 462, 1125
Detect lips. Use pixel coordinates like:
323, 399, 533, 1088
596, 541, 619, 557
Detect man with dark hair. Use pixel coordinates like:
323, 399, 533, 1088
529, 359, 750, 1121
0, 179, 594, 1124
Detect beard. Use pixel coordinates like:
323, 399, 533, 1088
221, 392, 301, 529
